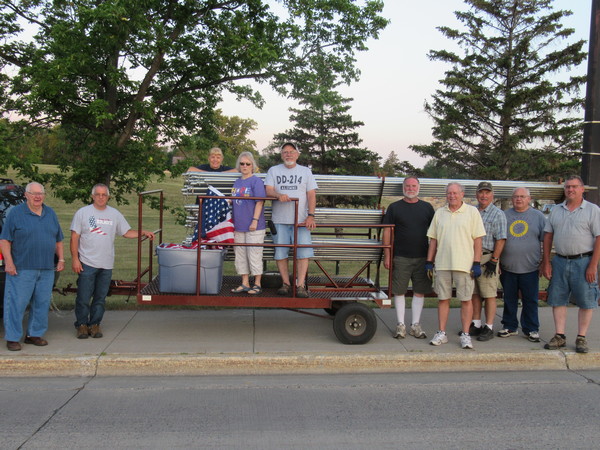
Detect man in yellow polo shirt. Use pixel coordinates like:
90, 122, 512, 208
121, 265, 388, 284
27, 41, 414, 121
426, 182, 486, 349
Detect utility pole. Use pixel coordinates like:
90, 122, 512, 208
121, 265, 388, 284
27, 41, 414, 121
582, 0, 600, 205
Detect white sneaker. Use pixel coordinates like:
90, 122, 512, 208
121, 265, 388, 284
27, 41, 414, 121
409, 323, 427, 339
430, 330, 448, 346
460, 332, 474, 349
393, 323, 406, 339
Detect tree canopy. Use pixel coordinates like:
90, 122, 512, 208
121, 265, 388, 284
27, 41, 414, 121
0, 0, 387, 203
411, 0, 586, 181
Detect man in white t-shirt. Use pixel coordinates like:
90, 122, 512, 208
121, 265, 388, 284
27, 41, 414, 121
70, 184, 154, 339
265, 143, 318, 298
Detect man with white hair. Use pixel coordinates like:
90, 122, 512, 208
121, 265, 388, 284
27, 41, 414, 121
0, 182, 65, 351
383, 176, 434, 339
265, 142, 318, 298
426, 182, 486, 349
71, 183, 154, 339
499, 187, 546, 342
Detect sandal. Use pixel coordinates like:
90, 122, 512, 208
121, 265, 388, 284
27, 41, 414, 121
247, 285, 262, 295
231, 285, 250, 293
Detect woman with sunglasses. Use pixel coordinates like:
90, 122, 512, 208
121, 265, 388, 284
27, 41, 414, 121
230, 152, 266, 295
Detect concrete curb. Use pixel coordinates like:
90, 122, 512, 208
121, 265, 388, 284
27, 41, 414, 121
2, 351, 599, 377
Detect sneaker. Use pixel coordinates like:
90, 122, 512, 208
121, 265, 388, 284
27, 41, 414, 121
77, 325, 89, 339
295, 285, 309, 298
497, 329, 518, 338
430, 331, 448, 346
469, 323, 482, 336
460, 332, 474, 349
477, 325, 494, 342
409, 323, 427, 339
526, 331, 540, 343
393, 323, 406, 339
544, 334, 566, 350
89, 324, 103, 338
277, 284, 291, 296
575, 336, 589, 354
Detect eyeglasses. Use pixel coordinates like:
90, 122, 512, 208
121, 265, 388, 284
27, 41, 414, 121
93, 193, 109, 197
26, 191, 45, 196
512, 195, 529, 199
239, 162, 252, 166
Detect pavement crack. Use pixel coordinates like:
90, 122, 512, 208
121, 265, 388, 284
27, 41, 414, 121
16, 378, 95, 449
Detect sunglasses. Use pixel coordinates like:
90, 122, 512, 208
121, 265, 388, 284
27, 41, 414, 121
239, 162, 252, 166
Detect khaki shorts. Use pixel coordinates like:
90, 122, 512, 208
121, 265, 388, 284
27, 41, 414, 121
434, 270, 474, 302
473, 253, 499, 298
392, 256, 432, 295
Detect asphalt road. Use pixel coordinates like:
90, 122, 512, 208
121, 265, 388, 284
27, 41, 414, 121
2, 371, 600, 449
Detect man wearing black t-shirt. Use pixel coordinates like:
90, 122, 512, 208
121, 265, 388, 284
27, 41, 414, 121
383, 176, 435, 339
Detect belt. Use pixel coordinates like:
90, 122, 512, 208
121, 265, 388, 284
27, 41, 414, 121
482, 250, 492, 255
557, 251, 593, 260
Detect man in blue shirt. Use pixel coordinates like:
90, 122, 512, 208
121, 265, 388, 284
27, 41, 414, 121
0, 182, 65, 351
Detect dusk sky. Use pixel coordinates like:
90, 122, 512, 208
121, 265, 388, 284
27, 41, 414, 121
219, 0, 592, 167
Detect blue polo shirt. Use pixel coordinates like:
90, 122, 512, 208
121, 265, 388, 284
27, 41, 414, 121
0, 203, 64, 270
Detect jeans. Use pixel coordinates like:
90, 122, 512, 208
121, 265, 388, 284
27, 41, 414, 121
74, 263, 112, 327
3, 269, 54, 342
499, 270, 540, 334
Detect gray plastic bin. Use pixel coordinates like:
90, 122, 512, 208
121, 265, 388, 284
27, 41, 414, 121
157, 246, 227, 294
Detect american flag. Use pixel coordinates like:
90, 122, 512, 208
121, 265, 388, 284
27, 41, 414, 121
192, 186, 234, 245
89, 216, 107, 235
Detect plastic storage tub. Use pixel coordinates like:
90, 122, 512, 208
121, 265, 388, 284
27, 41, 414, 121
157, 247, 226, 294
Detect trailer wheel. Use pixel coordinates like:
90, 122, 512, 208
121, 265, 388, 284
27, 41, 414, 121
333, 303, 377, 345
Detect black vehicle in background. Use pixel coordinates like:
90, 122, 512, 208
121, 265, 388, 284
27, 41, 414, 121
0, 178, 27, 317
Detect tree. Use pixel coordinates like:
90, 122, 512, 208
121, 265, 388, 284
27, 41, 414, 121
411, 0, 586, 181
0, 0, 387, 203
273, 51, 381, 177
173, 109, 258, 174
380, 151, 423, 178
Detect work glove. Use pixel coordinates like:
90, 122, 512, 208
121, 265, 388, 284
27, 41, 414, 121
483, 260, 497, 278
425, 261, 434, 280
470, 262, 482, 279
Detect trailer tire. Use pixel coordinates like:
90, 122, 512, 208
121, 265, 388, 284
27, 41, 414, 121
333, 303, 377, 345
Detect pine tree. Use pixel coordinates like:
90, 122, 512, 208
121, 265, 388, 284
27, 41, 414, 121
273, 51, 380, 178
411, 0, 586, 181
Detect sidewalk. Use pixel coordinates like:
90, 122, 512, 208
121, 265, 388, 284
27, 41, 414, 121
1, 307, 599, 377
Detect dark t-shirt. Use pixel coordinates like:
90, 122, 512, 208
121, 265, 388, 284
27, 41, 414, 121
196, 164, 233, 172
383, 199, 435, 258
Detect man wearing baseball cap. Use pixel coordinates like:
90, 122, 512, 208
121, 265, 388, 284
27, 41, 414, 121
470, 181, 506, 341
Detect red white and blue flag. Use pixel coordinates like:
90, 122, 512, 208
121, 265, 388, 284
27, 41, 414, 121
192, 186, 234, 246
88, 216, 107, 235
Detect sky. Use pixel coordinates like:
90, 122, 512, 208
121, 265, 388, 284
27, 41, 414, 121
218, 0, 592, 168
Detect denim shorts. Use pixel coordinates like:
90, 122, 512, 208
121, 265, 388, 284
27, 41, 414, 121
547, 255, 599, 309
273, 224, 314, 260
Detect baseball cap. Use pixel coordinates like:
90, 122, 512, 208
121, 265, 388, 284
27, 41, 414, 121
477, 181, 493, 191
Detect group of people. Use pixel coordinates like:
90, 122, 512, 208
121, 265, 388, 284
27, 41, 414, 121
1, 143, 318, 350
384, 175, 600, 353
2, 182, 155, 351
3, 148, 598, 354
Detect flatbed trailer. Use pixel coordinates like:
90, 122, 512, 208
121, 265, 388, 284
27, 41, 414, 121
133, 189, 393, 345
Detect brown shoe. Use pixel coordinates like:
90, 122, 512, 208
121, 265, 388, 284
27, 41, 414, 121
6, 341, 21, 351
24, 336, 48, 346
295, 285, 309, 298
77, 324, 89, 339
89, 324, 103, 338
276, 284, 291, 296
